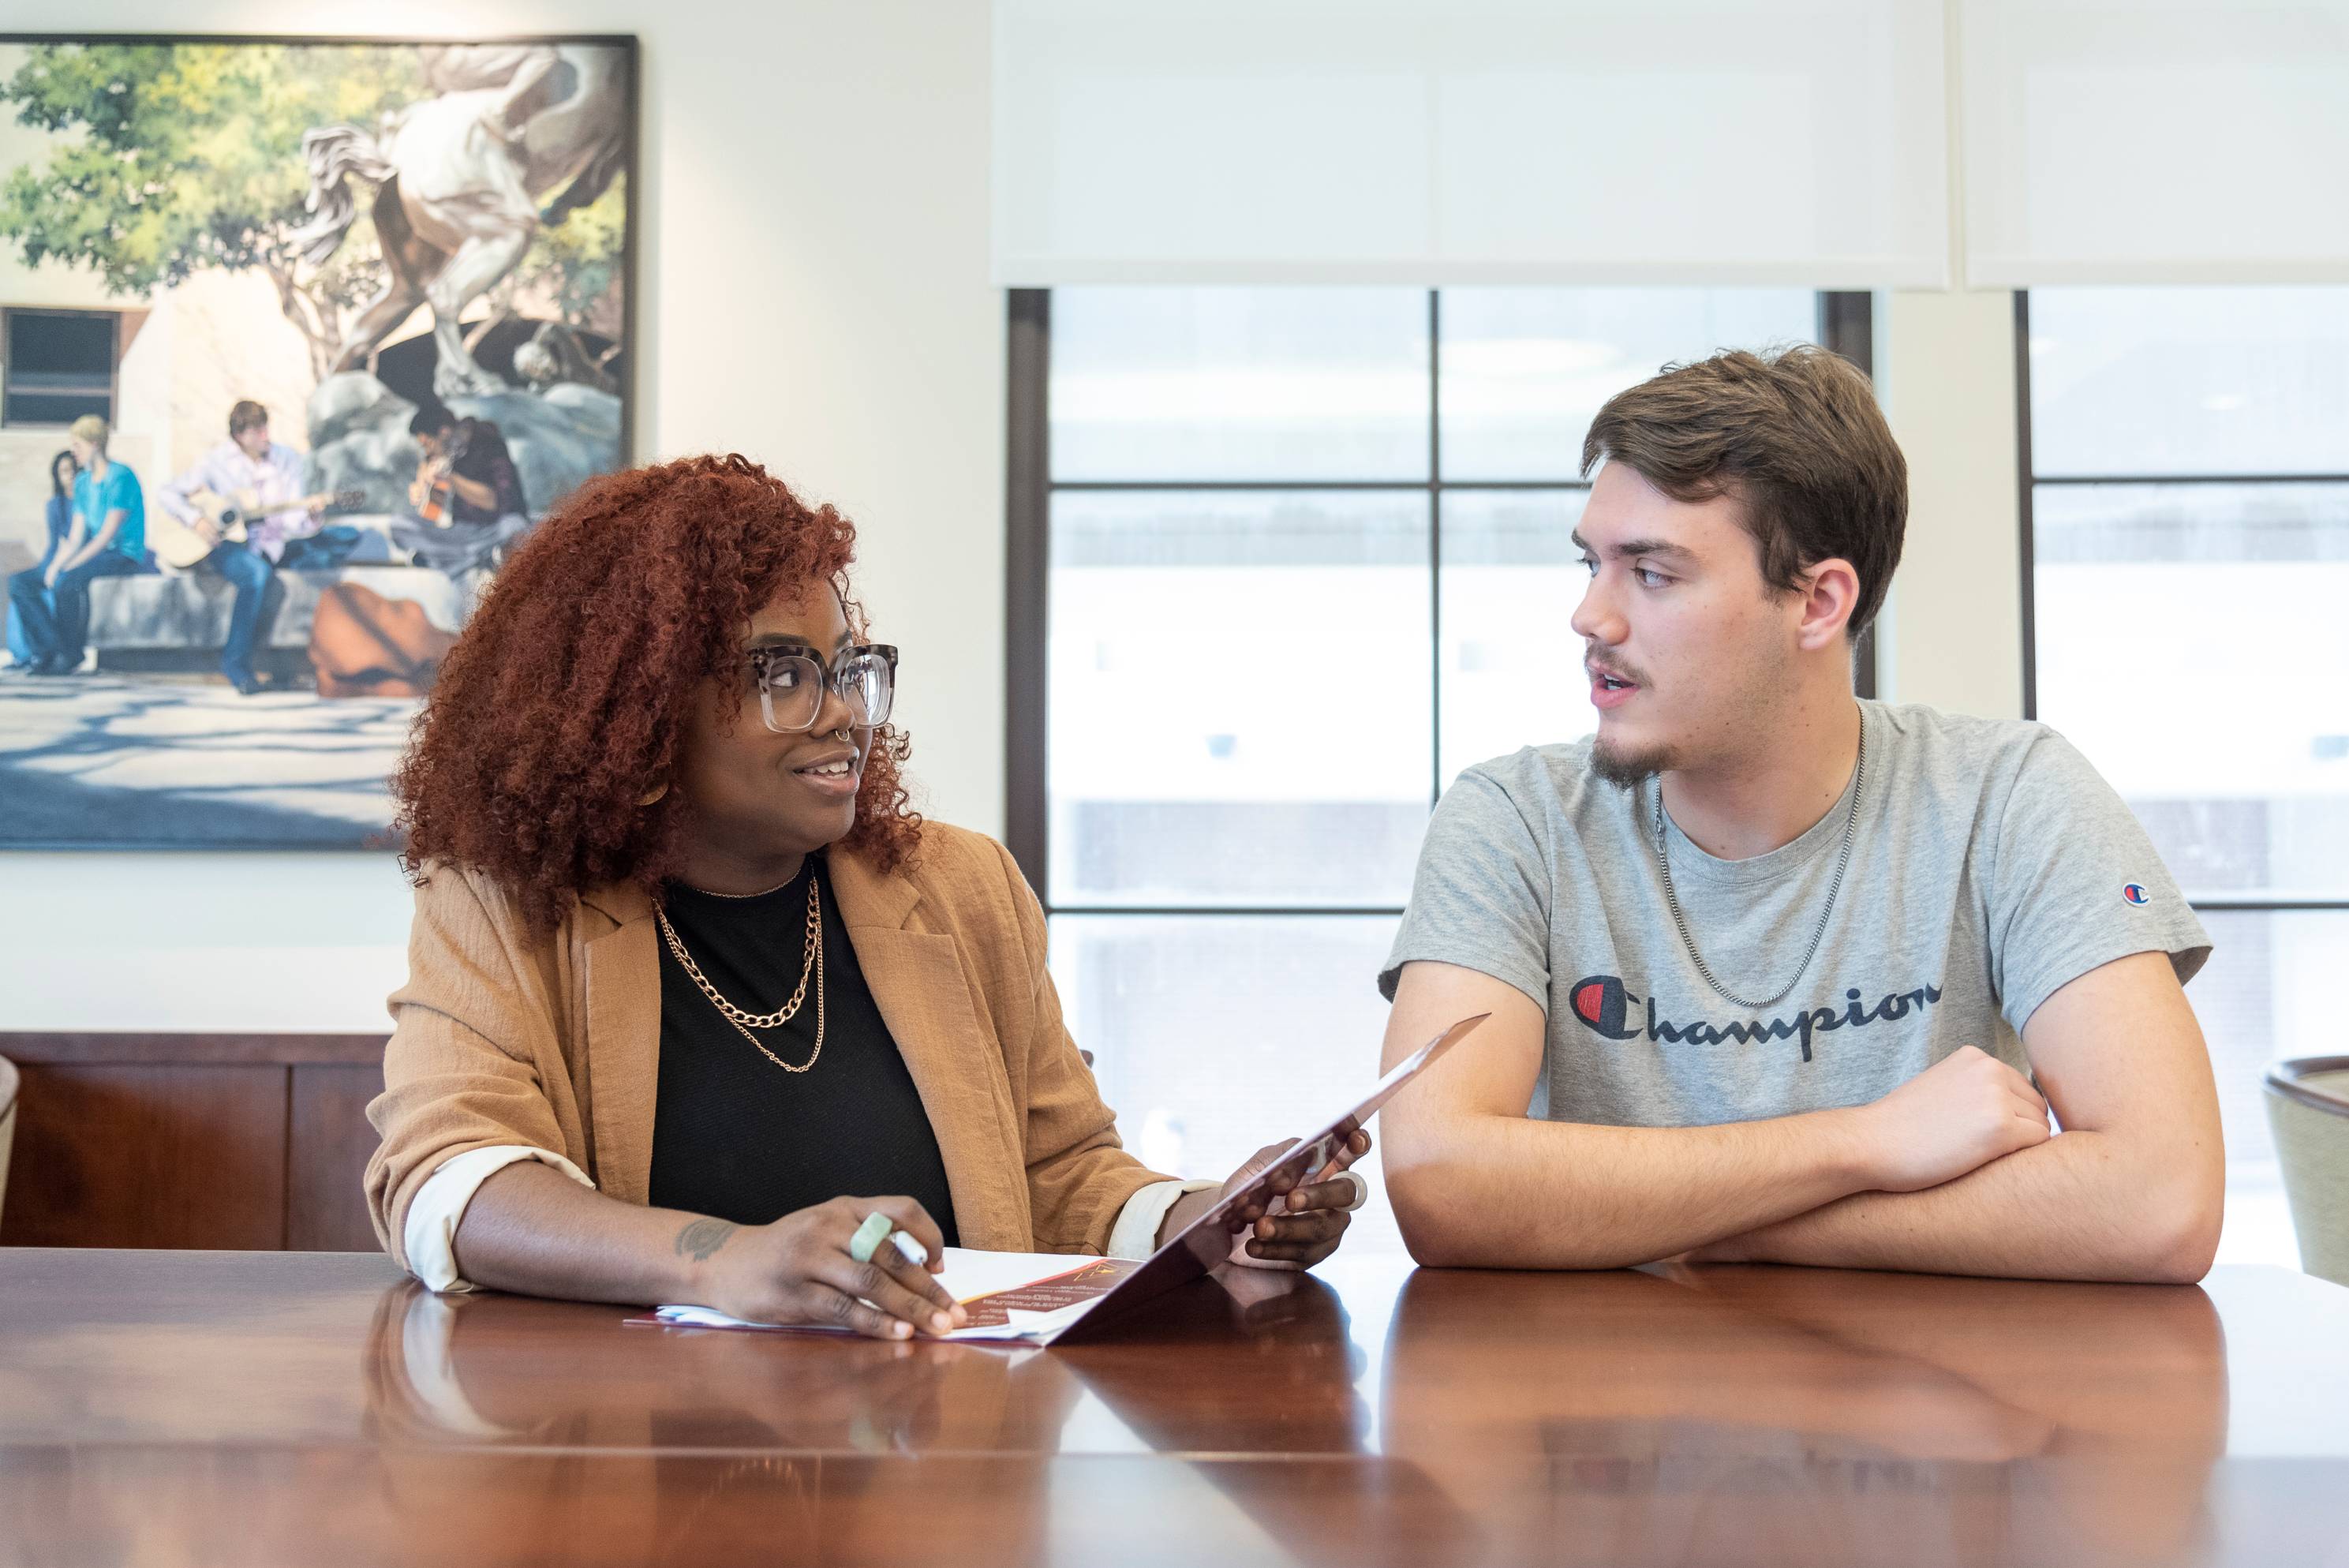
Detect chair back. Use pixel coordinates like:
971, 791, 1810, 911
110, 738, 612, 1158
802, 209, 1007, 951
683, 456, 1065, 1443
0, 1054, 17, 1232
2265, 1056, 2349, 1287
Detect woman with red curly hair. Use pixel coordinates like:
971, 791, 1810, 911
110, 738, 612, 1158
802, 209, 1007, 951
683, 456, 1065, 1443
363, 455, 1369, 1338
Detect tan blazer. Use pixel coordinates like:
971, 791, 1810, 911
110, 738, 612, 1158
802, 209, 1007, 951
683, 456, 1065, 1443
364, 822, 1169, 1269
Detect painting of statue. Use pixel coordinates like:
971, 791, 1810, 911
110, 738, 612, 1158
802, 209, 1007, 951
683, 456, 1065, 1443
0, 35, 635, 848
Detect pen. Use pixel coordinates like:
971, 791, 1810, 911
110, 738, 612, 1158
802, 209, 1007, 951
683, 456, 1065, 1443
851, 1210, 932, 1269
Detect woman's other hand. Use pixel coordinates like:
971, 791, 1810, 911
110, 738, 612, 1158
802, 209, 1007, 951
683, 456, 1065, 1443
1219, 1130, 1372, 1270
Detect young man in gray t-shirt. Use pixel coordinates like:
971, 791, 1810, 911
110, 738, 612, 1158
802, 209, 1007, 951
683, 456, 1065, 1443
1378, 346, 2222, 1283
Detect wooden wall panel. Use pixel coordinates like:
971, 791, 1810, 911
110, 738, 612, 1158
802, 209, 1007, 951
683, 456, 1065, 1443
1, 1065, 288, 1249
0, 1035, 387, 1253
286, 1065, 386, 1253
0, 1035, 385, 1068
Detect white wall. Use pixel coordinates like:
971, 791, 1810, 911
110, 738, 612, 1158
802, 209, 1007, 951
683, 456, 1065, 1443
0, 0, 1005, 1031
0, 2, 2034, 1034
1875, 288, 2028, 720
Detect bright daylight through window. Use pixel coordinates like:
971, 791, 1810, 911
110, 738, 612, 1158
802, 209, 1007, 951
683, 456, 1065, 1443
1029, 287, 1833, 1251
2026, 286, 2349, 1269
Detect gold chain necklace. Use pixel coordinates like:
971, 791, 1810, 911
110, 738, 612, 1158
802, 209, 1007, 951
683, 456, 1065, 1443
656, 875, 826, 1072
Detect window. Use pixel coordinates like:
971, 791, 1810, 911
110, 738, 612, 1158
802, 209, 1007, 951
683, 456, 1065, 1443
2022, 286, 2349, 1269
1011, 287, 1862, 1250
1, 308, 117, 427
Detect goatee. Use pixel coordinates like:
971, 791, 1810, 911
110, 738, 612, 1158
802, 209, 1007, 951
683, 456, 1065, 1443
1590, 733, 1674, 791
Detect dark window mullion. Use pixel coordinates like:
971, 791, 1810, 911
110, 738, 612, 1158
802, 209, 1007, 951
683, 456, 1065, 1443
1429, 287, 1443, 816
1817, 291, 1879, 701
2014, 291, 2039, 721
1007, 290, 1052, 897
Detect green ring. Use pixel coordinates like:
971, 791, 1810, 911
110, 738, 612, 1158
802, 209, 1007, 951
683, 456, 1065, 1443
848, 1211, 895, 1265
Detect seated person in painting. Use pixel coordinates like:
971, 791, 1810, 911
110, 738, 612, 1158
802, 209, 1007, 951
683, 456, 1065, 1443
1376, 346, 2224, 1285
391, 401, 531, 576
158, 400, 365, 695
366, 455, 1370, 1336
6, 415, 148, 677
4, 447, 77, 671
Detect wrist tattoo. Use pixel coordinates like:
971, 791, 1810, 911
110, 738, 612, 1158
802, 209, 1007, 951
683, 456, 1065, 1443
675, 1217, 739, 1262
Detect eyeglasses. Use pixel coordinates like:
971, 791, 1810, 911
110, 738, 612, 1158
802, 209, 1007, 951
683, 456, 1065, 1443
748, 643, 897, 735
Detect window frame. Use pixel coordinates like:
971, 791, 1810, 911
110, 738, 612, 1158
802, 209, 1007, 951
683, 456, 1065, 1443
1007, 288, 1877, 906
0, 305, 120, 428
2013, 289, 2349, 919
1005, 290, 1869, 907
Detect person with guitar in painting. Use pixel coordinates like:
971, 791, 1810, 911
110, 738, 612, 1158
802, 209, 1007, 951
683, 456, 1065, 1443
391, 402, 531, 577
6, 414, 150, 679
158, 400, 366, 695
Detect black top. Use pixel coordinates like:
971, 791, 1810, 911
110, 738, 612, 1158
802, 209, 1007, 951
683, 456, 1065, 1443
447, 418, 526, 522
647, 854, 959, 1241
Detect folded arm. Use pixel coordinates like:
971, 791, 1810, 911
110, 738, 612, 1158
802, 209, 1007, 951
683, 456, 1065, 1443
1382, 952, 2220, 1282
1694, 951, 2223, 1282
1378, 962, 1921, 1270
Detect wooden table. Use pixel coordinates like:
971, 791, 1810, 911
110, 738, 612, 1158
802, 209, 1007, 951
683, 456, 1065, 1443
2, 1249, 2344, 1566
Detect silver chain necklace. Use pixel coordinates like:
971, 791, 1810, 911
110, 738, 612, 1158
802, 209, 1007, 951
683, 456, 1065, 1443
1652, 718, 1865, 1012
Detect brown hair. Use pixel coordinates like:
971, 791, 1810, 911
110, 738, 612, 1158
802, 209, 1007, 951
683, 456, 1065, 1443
228, 400, 269, 437
392, 453, 922, 933
1580, 344, 1905, 638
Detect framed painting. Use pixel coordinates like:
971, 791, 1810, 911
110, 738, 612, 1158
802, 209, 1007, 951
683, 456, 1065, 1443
0, 34, 637, 847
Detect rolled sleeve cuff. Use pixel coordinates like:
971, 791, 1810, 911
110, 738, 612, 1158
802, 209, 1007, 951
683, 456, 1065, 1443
1378, 947, 1549, 1010
402, 1144, 595, 1294
1107, 1177, 1220, 1260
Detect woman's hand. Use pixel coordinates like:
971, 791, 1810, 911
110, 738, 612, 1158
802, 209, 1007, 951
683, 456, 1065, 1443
688, 1196, 967, 1341
1219, 1130, 1373, 1270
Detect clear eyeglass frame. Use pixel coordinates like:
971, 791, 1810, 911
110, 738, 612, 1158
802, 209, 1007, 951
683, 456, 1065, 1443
748, 642, 898, 735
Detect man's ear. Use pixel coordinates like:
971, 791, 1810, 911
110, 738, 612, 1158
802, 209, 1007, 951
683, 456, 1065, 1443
1795, 557, 1860, 652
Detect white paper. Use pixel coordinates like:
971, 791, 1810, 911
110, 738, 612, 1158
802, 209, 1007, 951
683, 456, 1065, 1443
650, 1248, 1115, 1343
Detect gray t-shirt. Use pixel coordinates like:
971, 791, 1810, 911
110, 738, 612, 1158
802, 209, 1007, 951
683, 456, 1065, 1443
1379, 702, 2210, 1128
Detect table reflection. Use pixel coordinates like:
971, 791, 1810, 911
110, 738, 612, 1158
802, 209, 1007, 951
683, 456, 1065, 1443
4, 1247, 2311, 1568
1057, 1264, 1367, 1448
361, 1270, 1419, 1564
1054, 1269, 1478, 1566
1383, 1264, 2228, 1568
361, 1279, 1085, 1559
366, 1282, 1090, 1451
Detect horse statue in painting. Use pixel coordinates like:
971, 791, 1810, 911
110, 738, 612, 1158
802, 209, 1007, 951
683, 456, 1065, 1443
294, 44, 627, 398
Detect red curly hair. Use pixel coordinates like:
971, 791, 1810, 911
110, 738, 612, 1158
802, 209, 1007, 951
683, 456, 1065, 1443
393, 453, 921, 932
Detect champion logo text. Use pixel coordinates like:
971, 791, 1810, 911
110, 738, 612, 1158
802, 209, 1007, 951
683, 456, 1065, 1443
1568, 974, 1947, 1063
